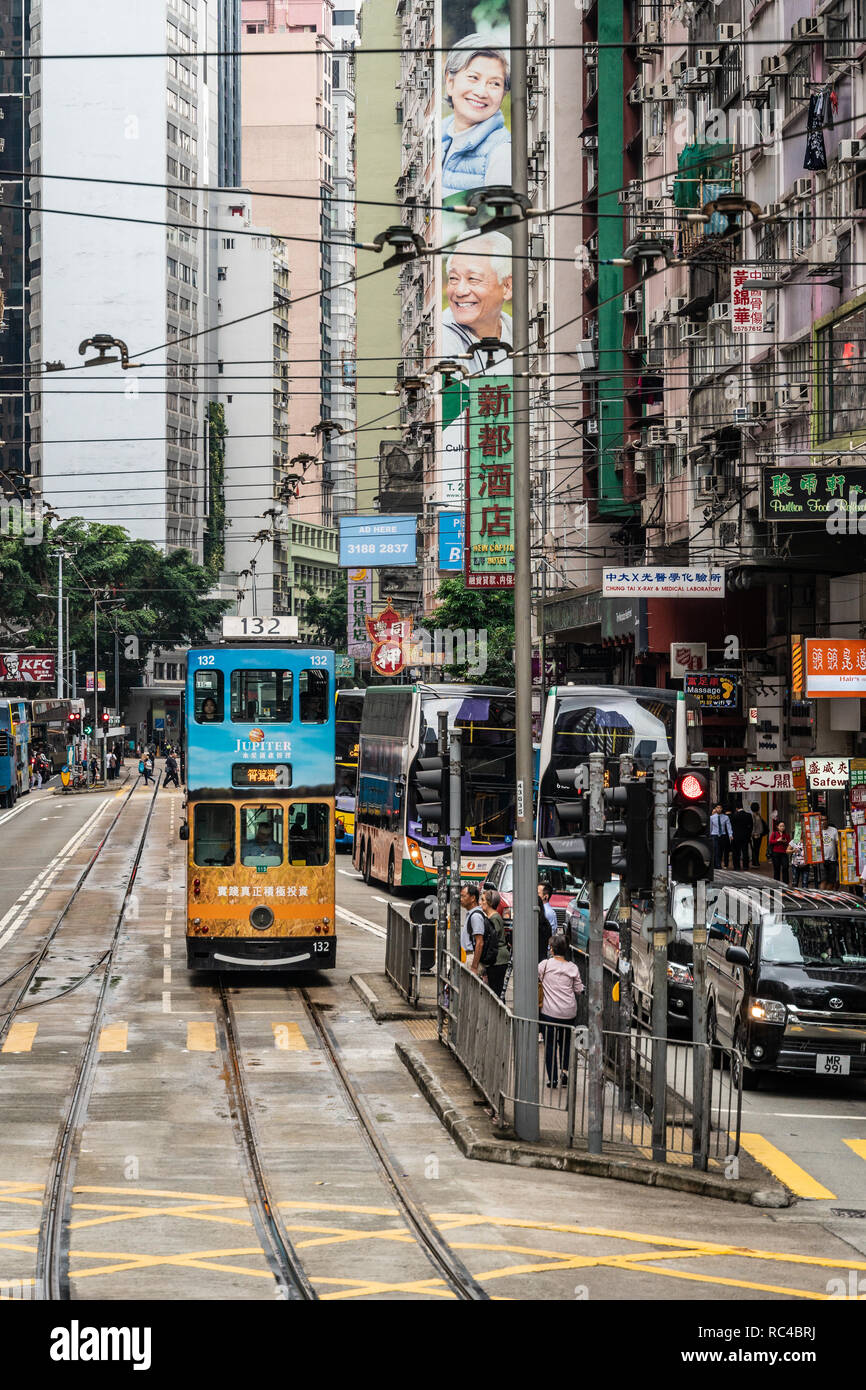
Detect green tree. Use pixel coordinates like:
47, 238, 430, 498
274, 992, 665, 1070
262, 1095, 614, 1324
431, 575, 514, 685
0, 518, 230, 707
299, 575, 348, 649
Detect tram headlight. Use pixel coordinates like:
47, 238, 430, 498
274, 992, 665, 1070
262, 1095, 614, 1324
250, 905, 275, 931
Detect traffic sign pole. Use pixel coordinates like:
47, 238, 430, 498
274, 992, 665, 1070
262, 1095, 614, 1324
587, 752, 605, 1155
651, 752, 669, 1163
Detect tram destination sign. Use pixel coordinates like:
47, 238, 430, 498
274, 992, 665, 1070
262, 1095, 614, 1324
232, 764, 292, 788
761, 466, 866, 521
222, 616, 299, 640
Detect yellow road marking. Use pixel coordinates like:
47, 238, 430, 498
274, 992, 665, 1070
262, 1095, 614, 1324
843, 1138, 866, 1162
737, 1132, 837, 1200
317, 1277, 455, 1300
2, 1022, 38, 1053
594, 1261, 828, 1300
272, 1022, 307, 1051
187, 1022, 216, 1052
98, 1022, 128, 1053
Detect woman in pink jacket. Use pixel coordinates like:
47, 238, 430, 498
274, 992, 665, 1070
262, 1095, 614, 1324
538, 934, 584, 1087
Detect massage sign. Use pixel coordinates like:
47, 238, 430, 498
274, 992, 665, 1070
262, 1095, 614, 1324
464, 379, 515, 589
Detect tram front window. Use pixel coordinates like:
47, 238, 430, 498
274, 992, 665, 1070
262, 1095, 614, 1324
231, 670, 293, 723
194, 670, 224, 722
193, 804, 235, 865
299, 669, 329, 723
240, 807, 284, 866
288, 803, 329, 866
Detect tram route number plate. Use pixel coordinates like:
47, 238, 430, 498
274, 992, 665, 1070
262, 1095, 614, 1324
222, 616, 300, 639
816, 1054, 850, 1075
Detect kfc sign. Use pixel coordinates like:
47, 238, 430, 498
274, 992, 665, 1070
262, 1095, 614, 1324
0, 652, 56, 684
670, 642, 707, 678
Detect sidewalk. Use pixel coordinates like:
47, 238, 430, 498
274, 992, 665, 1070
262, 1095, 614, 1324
52, 762, 135, 796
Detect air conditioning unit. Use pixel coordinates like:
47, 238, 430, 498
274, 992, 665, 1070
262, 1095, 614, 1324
646, 134, 665, 154
647, 425, 668, 446
807, 232, 838, 265
623, 288, 643, 312
775, 384, 809, 411
670, 57, 688, 79
585, 44, 598, 67
699, 472, 726, 496
679, 320, 705, 342
668, 417, 686, 434
583, 133, 598, 148
679, 67, 710, 89
666, 297, 687, 316
716, 23, 741, 42
708, 301, 731, 323
627, 79, 644, 104
654, 81, 678, 101
636, 21, 661, 46
585, 415, 599, 434
633, 449, 649, 473
790, 176, 813, 199
839, 139, 866, 163
762, 200, 784, 219
761, 54, 786, 77
696, 48, 721, 68
791, 16, 822, 40
632, 333, 648, 352
649, 305, 666, 328
743, 74, 770, 103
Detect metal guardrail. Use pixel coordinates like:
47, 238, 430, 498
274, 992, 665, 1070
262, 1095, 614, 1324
385, 904, 423, 1007
440, 950, 742, 1164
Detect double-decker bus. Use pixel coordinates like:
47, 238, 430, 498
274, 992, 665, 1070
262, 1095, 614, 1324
536, 684, 701, 846
184, 625, 335, 971
30, 698, 86, 774
0, 698, 31, 806
353, 683, 516, 888
335, 688, 364, 853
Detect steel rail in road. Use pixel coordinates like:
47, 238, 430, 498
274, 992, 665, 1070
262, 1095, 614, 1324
299, 988, 490, 1301
215, 981, 317, 1301
35, 774, 161, 1301
0, 774, 143, 1049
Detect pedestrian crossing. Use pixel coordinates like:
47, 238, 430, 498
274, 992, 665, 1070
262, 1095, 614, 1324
0, 1019, 309, 1056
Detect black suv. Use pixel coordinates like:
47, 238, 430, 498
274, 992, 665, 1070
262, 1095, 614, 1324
705, 873, 866, 1088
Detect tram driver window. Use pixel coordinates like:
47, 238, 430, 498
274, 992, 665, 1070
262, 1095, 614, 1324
287, 802, 329, 866
240, 806, 284, 866
194, 669, 224, 722
299, 669, 329, 723
193, 803, 235, 865
230, 670, 293, 722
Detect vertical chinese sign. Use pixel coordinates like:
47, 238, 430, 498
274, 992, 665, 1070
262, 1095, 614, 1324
464, 378, 515, 589
802, 813, 825, 866
346, 569, 372, 662
731, 266, 764, 333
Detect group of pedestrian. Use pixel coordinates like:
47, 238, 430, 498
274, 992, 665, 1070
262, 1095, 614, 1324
768, 815, 838, 886
28, 750, 52, 788
710, 801, 768, 869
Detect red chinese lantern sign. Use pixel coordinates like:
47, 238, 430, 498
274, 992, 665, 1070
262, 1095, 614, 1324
365, 602, 412, 677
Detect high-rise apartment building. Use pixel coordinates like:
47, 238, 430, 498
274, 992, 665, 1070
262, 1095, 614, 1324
29, 0, 221, 558
218, 0, 243, 186
0, 1, 31, 500
329, 4, 359, 518
241, 0, 352, 532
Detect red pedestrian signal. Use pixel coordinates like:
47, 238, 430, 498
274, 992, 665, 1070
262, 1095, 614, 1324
670, 767, 713, 883
677, 773, 704, 801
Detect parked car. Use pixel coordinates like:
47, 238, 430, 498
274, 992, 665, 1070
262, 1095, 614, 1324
482, 854, 581, 925
565, 877, 621, 954
629, 882, 722, 1034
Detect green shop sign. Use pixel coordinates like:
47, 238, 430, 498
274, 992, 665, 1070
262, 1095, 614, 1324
761, 466, 866, 521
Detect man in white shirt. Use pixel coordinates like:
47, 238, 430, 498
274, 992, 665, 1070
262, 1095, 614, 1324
710, 804, 733, 869
821, 818, 838, 887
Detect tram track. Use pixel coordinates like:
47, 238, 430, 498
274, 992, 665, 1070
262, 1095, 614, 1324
0, 776, 143, 1048
34, 775, 160, 1301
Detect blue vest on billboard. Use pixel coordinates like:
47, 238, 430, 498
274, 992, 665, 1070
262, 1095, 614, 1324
442, 112, 511, 194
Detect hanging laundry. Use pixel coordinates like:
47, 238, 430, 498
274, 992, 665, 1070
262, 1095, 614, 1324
804, 89, 834, 171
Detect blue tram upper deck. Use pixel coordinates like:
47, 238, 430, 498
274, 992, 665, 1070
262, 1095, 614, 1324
0, 698, 31, 806
186, 644, 335, 797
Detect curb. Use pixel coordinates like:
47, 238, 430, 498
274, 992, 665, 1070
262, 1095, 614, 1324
396, 1040, 792, 1207
52, 769, 135, 797
349, 972, 438, 1022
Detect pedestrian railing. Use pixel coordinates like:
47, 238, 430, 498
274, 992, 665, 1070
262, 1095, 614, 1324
439, 950, 742, 1165
385, 903, 422, 1007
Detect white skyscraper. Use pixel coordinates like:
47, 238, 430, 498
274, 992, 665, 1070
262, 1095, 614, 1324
29, 0, 221, 558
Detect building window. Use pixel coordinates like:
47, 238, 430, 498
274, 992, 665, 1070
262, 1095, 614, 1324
817, 305, 866, 441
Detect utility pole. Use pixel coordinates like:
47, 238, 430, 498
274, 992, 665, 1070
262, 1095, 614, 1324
651, 752, 670, 1163
617, 754, 635, 1108
435, 710, 449, 1033
510, 0, 539, 1144
55, 550, 65, 700
690, 752, 710, 1170
114, 629, 120, 719
448, 727, 462, 964
587, 751, 605, 1154
93, 592, 99, 770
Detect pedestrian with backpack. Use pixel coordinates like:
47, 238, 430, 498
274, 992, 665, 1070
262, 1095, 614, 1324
480, 887, 510, 999
459, 882, 487, 974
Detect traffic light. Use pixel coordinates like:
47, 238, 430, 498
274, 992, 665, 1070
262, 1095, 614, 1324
101, 710, 110, 727
605, 781, 653, 892
411, 753, 449, 830
542, 767, 613, 883
84, 724, 93, 736
67, 711, 81, 736
670, 767, 713, 883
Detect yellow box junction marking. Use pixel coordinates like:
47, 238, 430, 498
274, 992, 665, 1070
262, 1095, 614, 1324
97, 1023, 128, 1053
843, 1138, 866, 1162
187, 1022, 216, 1052
272, 1022, 307, 1051
2, 1022, 38, 1053
737, 1132, 837, 1199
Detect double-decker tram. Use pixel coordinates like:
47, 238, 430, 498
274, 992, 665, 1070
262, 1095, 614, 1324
0, 698, 31, 806
184, 618, 336, 972
353, 683, 516, 888
334, 688, 364, 853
